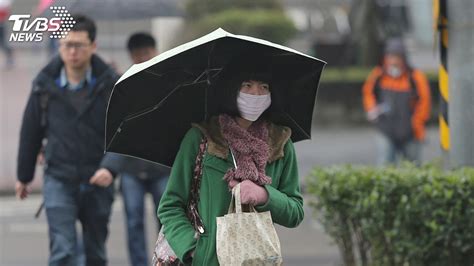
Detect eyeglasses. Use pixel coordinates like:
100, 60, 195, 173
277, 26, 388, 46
59, 42, 91, 51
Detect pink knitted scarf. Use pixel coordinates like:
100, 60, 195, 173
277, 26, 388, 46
219, 114, 272, 186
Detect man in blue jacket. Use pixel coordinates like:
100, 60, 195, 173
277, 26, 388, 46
15, 14, 119, 266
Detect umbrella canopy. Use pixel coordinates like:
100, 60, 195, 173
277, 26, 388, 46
106, 28, 326, 167
42, 0, 183, 20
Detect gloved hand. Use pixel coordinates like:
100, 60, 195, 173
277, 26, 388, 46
229, 180, 268, 206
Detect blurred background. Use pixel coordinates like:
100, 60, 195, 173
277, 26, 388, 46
1, 0, 442, 265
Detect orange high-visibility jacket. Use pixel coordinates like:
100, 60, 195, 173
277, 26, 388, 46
362, 66, 431, 140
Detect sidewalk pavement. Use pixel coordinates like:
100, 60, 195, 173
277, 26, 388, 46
0, 193, 341, 266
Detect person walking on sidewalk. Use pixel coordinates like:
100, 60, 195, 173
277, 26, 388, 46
15, 15, 120, 266
362, 38, 431, 165
158, 58, 304, 265
104, 32, 170, 266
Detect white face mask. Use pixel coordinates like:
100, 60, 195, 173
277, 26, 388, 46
387, 65, 402, 78
237, 92, 271, 121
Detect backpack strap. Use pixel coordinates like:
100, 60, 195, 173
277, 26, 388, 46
373, 72, 383, 103
33, 85, 50, 129
39, 92, 49, 128
407, 70, 419, 100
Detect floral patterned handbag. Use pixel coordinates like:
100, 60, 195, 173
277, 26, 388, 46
151, 137, 207, 266
216, 183, 282, 265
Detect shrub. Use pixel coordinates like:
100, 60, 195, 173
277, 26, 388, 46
185, 0, 282, 19
181, 9, 296, 45
306, 163, 474, 266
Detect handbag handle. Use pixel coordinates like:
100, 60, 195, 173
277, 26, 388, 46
229, 183, 259, 214
231, 183, 243, 214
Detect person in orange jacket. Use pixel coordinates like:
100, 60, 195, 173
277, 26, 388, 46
362, 38, 431, 165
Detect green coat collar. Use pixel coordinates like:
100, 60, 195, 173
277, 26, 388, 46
191, 116, 291, 163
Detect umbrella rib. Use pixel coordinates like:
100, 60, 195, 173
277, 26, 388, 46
144, 68, 198, 78
208, 68, 223, 78
143, 67, 222, 84
107, 78, 204, 151
123, 79, 209, 122
282, 112, 311, 140
204, 43, 216, 120
106, 120, 125, 151
207, 43, 215, 72
108, 66, 221, 151
143, 69, 163, 78
271, 52, 297, 57
120, 67, 222, 126
191, 68, 222, 84
192, 71, 208, 84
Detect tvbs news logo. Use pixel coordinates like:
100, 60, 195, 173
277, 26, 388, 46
9, 6, 76, 42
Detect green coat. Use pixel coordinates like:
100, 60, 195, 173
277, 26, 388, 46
158, 117, 304, 265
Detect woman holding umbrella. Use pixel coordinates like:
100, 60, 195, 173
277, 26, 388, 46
157, 58, 304, 265
105, 29, 324, 266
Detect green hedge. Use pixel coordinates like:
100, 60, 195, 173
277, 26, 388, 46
185, 0, 282, 19
306, 163, 474, 266
183, 9, 296, 45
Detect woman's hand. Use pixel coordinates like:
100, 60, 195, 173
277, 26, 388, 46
229, 180, 268, 206
228, 180, 239, 189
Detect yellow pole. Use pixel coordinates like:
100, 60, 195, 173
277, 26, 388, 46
435, 0, 450, 151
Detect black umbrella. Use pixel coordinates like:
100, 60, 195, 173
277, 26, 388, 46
105, 28, 326, 167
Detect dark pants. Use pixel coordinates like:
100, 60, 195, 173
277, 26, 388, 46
121, 174, 168, 266
43, 176, 114, 266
